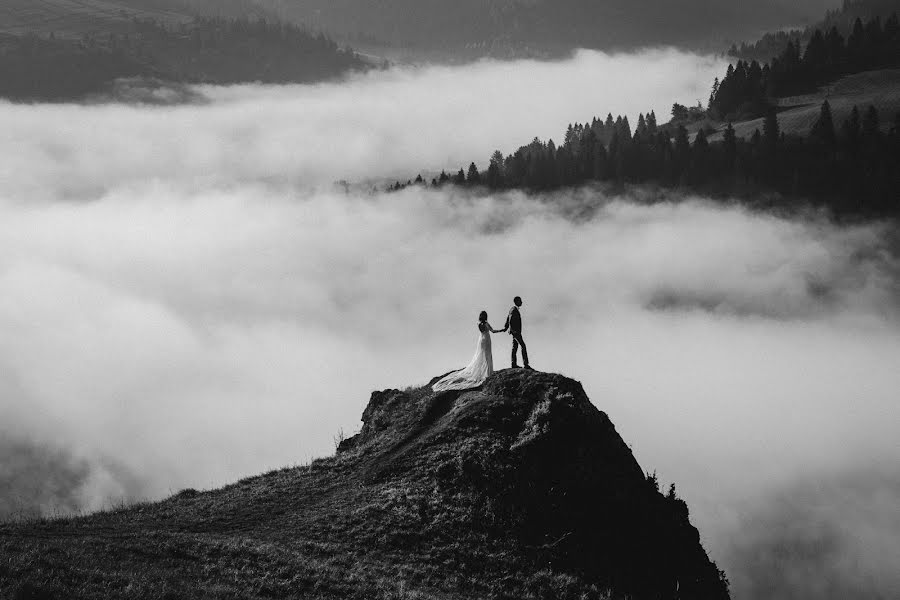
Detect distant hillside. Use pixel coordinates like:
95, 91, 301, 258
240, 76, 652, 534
0, 0, 189, 37
0, 0, 841, 60
0, 369, 729, 600
0, 17, 367, 102
0, 0, 281, 37
387, 54, 899, 218
729, 0, 900, 61
247, 0, 832, 58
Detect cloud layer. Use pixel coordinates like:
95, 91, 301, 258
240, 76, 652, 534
0, 48, 724, 200
1, 49, 898, 599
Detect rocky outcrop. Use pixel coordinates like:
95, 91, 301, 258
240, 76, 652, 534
340, 368, 730, 599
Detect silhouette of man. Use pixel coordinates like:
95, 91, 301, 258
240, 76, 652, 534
504, 296, 530, 369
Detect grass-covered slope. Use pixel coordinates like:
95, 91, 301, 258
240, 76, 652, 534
0, 369, 729, 600
709, 68, 900, 142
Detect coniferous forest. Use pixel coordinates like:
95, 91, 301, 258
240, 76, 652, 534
711, 14, 900, 119
391, 14, 900, 220
727, 0, 900, 62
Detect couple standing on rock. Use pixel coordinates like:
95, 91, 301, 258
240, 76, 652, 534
432, 296, 531, 392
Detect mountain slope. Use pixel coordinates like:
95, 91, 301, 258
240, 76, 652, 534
730, 0, 900, 61
0, 0, 192, 36
720, 68, 900, 141
0, 16, 368, 102
0, 369, 729, 600
0, 0, 282, 37
257, 0, 831, 56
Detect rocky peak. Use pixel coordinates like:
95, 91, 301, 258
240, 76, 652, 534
339, 368, 730, 600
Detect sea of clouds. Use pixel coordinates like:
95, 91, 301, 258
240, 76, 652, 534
1, 49, 898, 599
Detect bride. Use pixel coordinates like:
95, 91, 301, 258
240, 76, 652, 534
432, 311, 505, 392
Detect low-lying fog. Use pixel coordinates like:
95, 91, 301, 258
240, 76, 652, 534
1, 49, 897, 599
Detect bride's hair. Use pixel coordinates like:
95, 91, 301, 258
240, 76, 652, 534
479, 310, 488, 322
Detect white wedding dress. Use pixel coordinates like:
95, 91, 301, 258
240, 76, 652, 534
432, 322, 495, 392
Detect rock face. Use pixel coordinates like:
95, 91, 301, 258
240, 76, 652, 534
0, 369, 729, 600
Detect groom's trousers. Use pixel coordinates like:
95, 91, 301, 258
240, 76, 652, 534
511, 332, 528, 367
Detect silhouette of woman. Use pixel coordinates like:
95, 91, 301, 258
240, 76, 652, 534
432, 311, 504, 392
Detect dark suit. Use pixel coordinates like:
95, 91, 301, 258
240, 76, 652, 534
505, 306, 528, 367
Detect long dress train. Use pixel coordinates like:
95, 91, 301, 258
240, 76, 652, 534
432, 322, 495, 392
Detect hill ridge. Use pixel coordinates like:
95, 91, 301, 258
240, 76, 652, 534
1, 369, 730, 600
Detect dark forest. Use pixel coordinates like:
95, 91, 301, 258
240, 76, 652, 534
392, 15, 900, 220
0, 18, 367, 102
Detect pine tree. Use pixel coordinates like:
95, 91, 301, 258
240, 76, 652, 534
674, 126, 690, 154
810, 100, 836, 148
486, 162, 501, 188
723, 123, 737, 169
763, 106, 779, 153
489, 150, 505, 176
674, 125, 691, 179
888, 111, 900, 158
635, 113, 647, 141
691, 128, 710, 182
841, 106, 860, 154
824, 26, 844, 71
750, 128, 762, 147
848, 18, 865, 69
620, 116, 632, 140
694, 128, 709, 151
803, 29, 827, 82
862, 105, 879, 139
671, 103, 689, 121
466, 162, 480, 185
564, 123, 576, 147
708, 77, 719, 112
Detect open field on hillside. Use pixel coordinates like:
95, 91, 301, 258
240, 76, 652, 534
708, 68, 900, 142
0, 0, 191, 37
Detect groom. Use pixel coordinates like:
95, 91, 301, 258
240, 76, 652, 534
504, 296, 531, 370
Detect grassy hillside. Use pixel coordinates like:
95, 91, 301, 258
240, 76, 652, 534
0, 369, 729, 600
708, 68, 900, 142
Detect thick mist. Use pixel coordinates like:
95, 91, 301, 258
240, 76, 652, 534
1, 49, 898, 599
0, 49, 724, 200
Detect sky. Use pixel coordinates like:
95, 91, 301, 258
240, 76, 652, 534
1, 49, 898, 599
